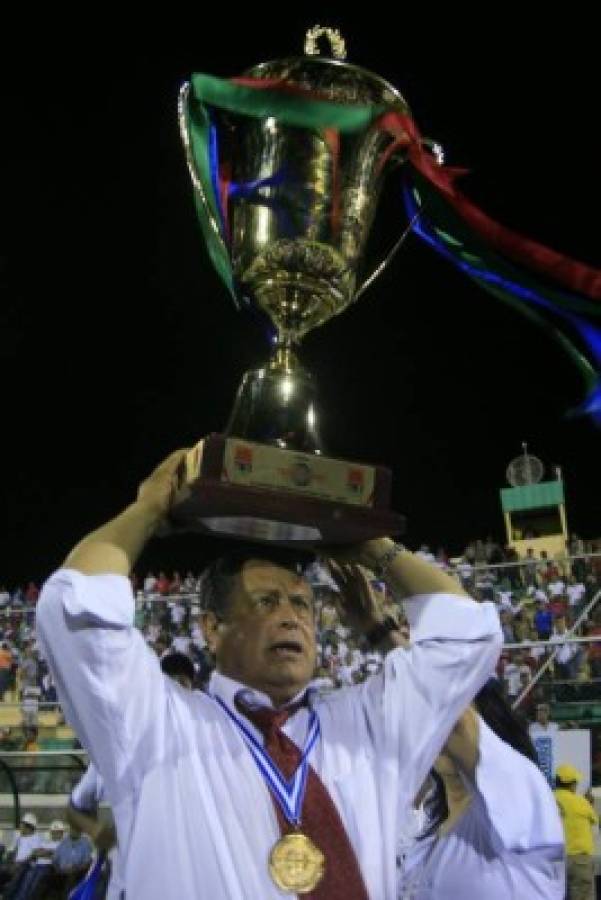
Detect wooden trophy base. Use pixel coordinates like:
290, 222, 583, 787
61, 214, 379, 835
167, 434, 405, 547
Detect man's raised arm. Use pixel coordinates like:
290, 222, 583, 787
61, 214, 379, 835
35, 449, 189, 800
327, 538, 503, 804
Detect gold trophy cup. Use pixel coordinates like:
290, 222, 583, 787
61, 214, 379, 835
171, 27, 414, 545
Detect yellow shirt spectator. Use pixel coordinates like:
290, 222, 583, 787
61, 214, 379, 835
554, 787, 598, 855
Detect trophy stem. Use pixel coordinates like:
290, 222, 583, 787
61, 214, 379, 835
268, 341, 301, 375
225, 345, 324, 455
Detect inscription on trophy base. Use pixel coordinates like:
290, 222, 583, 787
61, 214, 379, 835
168, 435, 405, 546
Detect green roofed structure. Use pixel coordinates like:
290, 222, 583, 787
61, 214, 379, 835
501, 446, 568, 560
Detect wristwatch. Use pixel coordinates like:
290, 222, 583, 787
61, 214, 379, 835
372, 542, 407, 579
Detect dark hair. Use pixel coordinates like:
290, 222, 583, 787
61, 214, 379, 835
160, 652, 195, 685
419, 679, 539, 838
474, 679, 538, 764
418, 770, 449, 840
198, 543, 316, 621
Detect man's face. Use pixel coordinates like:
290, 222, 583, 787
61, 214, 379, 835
537, 706, 549, 725
206, 560, 317, 706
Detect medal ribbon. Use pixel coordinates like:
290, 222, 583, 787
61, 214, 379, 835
214, 696, 320, 826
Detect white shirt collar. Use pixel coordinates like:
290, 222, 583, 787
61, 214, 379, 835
208, 670, 313, 713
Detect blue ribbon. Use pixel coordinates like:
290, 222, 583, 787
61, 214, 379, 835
68, 851, 106, 900
214, 696, 320, 825
208, 119, 225, 236
229, 168, 288, 199
404, 183, 601, 420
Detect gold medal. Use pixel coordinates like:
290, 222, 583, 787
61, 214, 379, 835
268, 831, 325, 894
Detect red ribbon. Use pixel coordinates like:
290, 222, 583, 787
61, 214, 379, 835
323, 128, 341, 235
231, 76, 343, 104
376, 111, 601, 301
219, 79, 601, 300
218, 160, 232, 242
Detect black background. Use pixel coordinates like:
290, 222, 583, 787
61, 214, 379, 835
3, 10, 599, 584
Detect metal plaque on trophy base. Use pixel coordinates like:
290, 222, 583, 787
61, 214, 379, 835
169, 434, 405, 545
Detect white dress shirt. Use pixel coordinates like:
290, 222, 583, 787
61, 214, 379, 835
36, 568, 501, 900
567, 583, 586, 606
71, 762, 105, 812
397, 719, 565, 899
13, 832, 43, 863
549, 631, 578, 664
528, 721, 560, 739
35, 836, 60, 866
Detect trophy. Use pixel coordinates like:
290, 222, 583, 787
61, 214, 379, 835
170, 26, 415, 545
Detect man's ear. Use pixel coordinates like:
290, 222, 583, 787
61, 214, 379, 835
200, 611, 221, 654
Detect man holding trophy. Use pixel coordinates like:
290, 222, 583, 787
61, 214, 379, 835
37, 29, 503, 899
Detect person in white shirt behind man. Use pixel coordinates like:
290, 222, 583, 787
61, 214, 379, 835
396, 680, 565, 898
336, 580, 566, 899
36, 446, 502, 899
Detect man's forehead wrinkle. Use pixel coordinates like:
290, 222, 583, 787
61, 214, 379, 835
241, 561, 312, 595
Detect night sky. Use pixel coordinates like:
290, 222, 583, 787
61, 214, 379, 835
4, 13, 600, 586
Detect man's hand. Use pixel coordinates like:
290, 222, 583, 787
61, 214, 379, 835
90, 820, 117, 851
65, 447, 191, 576
327, 561, 389, 635
325, 538, 394, 572
137, 448, 190, 519
326, 535, 467, 600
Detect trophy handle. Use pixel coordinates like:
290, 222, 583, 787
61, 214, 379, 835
352, 138, 444, 304
352, 206, 421, 304
177, 82, 235, 297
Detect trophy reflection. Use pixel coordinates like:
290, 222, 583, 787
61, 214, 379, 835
171, 26, 411, 544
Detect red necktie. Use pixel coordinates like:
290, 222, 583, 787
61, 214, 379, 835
238, 699, 369, 900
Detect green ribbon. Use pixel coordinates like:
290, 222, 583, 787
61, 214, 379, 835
183, 74, 388, 299
408, 172, 600, 403
184, 91, 236, 298
411, 172, 601, 321
469, 276, 598, 393
190, 73, 385, 132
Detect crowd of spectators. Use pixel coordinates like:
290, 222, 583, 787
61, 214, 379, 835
446, 538, 601, 713
0, 537, 599, 753
0, 816, 92, 899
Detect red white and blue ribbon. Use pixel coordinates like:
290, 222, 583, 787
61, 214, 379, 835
214, 696, 320, 826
